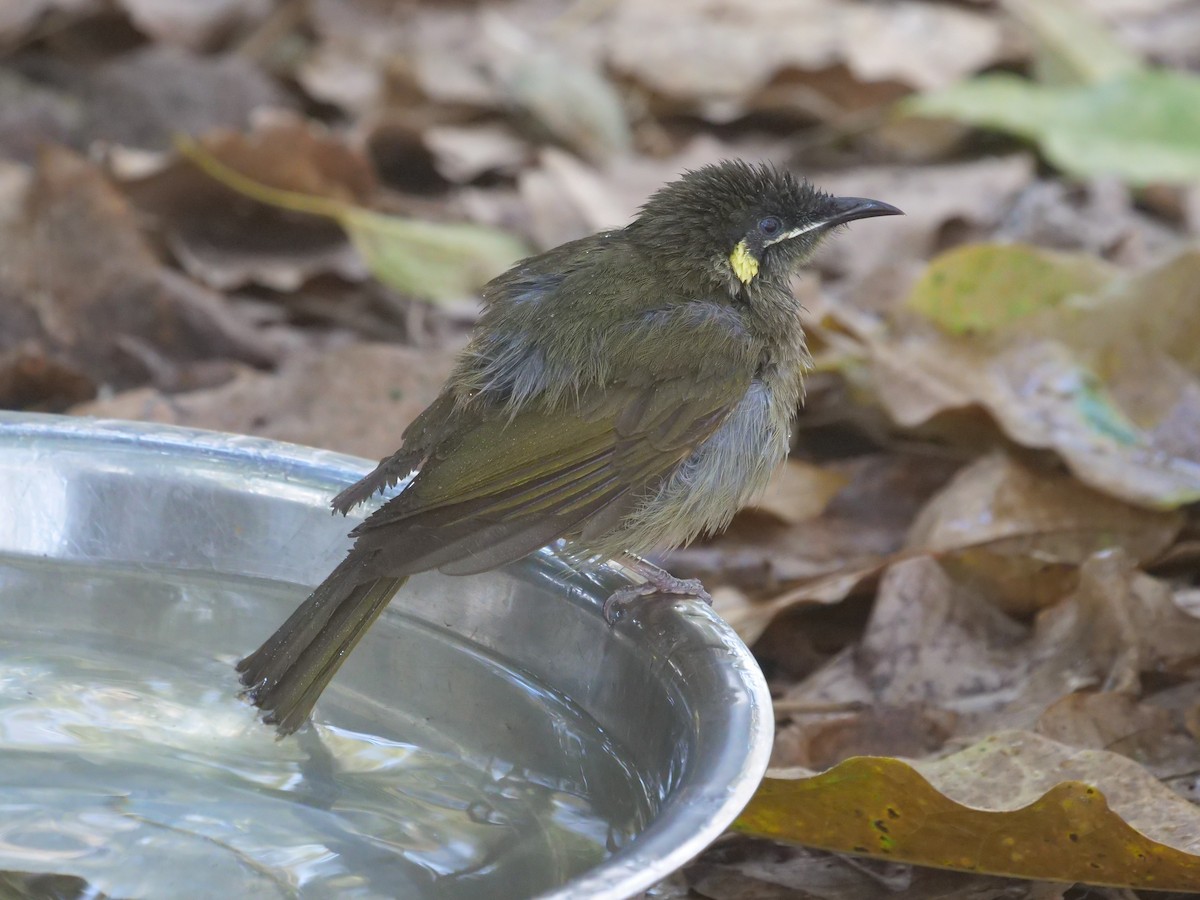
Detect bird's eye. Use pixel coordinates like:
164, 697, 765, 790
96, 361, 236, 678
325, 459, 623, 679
758, 216, 782, 237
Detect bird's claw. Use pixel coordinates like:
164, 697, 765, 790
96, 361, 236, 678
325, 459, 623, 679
602, 575, 712, 625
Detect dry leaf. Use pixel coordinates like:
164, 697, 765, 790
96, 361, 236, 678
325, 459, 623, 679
72, 342, 459, 459
740, 730, 1200, 889
424, 123, 531, 184
0, 344, 93, 411
772, 704, 958, 772
0, 0, 98, 46
812, 156, 1036, 286
116, 0, 270, 50
482, 14, 631, 164
720, 562, 887, 647
1035, 691, 1184, 770
677, 451, 959, 645
0, 69, 83, 164
1099, 0, 1200, 71
0, 145, 275, 404
126, 114, 373, 292
1036, 550, 1200, 687
175, 132, 528, 302
909, 454, 1181, 556
685, 836, 1052, 899
83, 46, 291, 152
751, 460, 849, 526
671, 454, 957, 590
904, 243, 1115, 335
605, 0, 1004, 120
848, 246, 1200, 508
773, 549, 1199, 767
994, 178, 1181, 265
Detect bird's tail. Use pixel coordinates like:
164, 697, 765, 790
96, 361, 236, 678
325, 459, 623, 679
237, 556, 407, 735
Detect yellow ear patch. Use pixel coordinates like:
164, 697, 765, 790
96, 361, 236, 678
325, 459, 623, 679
729, 240, 759, 284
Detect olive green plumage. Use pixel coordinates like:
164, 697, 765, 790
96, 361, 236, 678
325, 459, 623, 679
238, 160, 901, 734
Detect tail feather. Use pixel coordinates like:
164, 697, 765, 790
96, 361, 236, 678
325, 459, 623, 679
237, 561, 407, 735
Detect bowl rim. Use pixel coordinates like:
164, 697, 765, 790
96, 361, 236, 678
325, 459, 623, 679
0, 411, 773, 899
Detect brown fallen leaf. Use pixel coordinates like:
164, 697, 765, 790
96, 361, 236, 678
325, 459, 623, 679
680, 452, 960, 644
718, 561, 888, 648
738, 730, 1200, 889
771, 703, 958, 772
773, 549, 1200, 767
750, 460, 850, 526
1100, 0, 1200, 72
174, 132, 528, 302
671, 452, 957, 588
124, 113, 374, 292
604, 0, 1005, 121
0, 344, 93, 411
1042, 248, 1200, 387
906, 451, 1183, 615
1035, 691, 1192, 781
0, 145, 276, 407
684, 835, 1058, 899
302, 0, 631, 166
1035, 550, 1200, 688
854, 557, 1031, 714
115, 0, 270, 50
72, 341, 459, 460
302, 0, 496, 113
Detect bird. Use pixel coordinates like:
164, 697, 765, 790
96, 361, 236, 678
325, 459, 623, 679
237, 160, 902, 734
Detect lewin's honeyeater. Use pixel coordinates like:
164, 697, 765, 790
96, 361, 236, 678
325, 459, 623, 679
238, 160, 901, 734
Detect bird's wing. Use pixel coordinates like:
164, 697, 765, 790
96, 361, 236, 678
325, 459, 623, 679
329, 253, 599, 517
329, 393, 460, 515
348, 373, 748, 577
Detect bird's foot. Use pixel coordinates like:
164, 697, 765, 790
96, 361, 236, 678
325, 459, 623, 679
602, 573, 712, 625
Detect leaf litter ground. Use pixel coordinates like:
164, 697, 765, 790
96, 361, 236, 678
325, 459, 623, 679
2, 0, 1200, 897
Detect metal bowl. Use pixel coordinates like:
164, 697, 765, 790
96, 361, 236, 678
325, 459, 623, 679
0, 412, 772, 899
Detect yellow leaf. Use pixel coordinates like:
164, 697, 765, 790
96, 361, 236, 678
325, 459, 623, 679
736, 731, 1200, 890
906, 243, 1113, 336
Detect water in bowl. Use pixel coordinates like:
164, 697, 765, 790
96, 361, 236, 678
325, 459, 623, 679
0, 555, 652, 899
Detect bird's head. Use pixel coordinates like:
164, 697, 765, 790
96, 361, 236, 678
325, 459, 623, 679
632, 160, 902, 293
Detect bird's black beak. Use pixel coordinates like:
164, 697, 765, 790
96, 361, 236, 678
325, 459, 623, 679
822, 196, 904, 229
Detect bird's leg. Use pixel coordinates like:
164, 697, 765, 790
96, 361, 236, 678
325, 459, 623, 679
603, 552, 712, 624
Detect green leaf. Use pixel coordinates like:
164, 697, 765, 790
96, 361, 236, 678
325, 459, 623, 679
903, 70, 1200, 186
906, 243, 1114, 335
339, 208, 529, 302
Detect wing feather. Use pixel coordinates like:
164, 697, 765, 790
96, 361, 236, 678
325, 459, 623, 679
348, 374, 748, 579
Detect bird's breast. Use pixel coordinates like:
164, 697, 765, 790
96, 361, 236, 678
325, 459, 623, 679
612, 379, 792, 554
